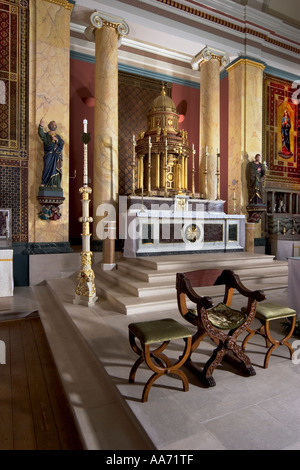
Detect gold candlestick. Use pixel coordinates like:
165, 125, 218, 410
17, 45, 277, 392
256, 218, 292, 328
204, 147, 208, 199
164, 138, 168, 197
148, 136, 152, 196
216, 151, 220, 200
74, 119, 98, 307
192, 144, 196, 197
233, 187, 237, 214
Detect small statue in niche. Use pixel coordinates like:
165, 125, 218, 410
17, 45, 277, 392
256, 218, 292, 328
246, 153, 266, 205
38, 118, 64, 190
278, 196, 286, 213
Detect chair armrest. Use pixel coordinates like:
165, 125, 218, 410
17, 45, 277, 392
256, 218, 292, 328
216, 270, 266, 302
176, 273, 214, 307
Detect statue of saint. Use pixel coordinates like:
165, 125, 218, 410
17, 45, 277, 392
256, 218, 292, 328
38, 118, 64, 190
247, 153, 266, 205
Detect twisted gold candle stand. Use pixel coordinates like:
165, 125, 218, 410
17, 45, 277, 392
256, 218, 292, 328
73, 121, 98, 307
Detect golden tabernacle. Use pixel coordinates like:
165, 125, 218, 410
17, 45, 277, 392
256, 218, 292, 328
133, 86, 193, 197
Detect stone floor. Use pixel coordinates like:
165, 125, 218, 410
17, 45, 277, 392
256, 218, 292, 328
1, 256, 300, 450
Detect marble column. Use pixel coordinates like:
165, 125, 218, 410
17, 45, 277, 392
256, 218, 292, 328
227, 58, 265, 230
191, 47, 229, 200
245, 223, 256, 253
85, 12, 129, 269
28, 0, 73, 243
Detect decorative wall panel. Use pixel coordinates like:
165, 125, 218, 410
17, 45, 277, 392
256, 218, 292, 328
0, 0, 28, 242
264, 74, 300, 189
118, 72, 171, 195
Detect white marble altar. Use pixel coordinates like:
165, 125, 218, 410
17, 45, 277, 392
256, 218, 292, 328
122, 196, 245, 257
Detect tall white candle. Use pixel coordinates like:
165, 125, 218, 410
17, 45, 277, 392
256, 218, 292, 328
83, 119, 87, 133
192, 144, 195, 168
83, 119, 88, 185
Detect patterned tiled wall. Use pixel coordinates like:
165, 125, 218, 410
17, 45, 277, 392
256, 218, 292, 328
118, 72, 171, 195
0, 0, 28, 242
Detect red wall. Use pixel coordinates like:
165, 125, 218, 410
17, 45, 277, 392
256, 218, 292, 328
220, 76, 229, 211
172, 83, 200, 193
70, 58, 95, 241
69, 58, 229, 240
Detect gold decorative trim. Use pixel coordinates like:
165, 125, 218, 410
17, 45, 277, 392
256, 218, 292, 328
155, 0, 300, 55
43, 0, 74, 12
227, 58, 266, 73
84, 10, 129, 42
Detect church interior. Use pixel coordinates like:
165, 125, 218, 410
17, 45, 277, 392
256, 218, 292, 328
0, 0, 300, 451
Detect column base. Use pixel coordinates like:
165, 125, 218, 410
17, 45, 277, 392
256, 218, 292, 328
245, 222, 256, 253
73, 293, 98, 307
101, 263, 116, 271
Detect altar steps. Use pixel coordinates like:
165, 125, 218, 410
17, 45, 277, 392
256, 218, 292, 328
94, 253, 289, 315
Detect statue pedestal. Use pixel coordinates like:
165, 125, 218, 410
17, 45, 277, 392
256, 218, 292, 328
246, 203, 266, 223
37, 189, 65, 220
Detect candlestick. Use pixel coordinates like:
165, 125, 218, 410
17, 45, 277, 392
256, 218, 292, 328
74, 119, 97, 307
216, 153, 220, 200
83, 119, 88, 186
148, 136, 152, 195
164, 138, 168, 197
203, 148, 208, 198
192, 144, 196, 197
132, 134, 136, 195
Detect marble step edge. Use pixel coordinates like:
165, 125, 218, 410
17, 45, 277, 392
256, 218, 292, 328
120, 253, 278, 271
116, 261, 288, 283
93, 274, 287, 315
34, 281, 154, 450
94, 264, 287, 296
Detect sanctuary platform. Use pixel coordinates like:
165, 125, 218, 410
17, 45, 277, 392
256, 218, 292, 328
1, 252, 299, 450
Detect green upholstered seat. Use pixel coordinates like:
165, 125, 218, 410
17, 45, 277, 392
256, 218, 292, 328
242, 302, 296, 321
188, 303, 246, 330
128, 318, 191, 345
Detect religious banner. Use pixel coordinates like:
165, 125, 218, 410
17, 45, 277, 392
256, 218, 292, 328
263, 74, 300, 188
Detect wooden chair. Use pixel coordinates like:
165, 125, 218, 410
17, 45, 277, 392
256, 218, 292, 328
128, 318, 192, 402
176, 269, 266, 386
242, 302, 296, 368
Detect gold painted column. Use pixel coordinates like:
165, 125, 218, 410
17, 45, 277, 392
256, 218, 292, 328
28, 0, 73, 243
192, 47, 229, 200
85, 12, 129, 269
227, 58, 265, 224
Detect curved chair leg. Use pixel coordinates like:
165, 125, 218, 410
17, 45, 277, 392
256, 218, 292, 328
227, 338, 256, 376
129, 356, 144, 383
263, 316, 296, 368
141, 337, 192, 402
242, 328, 256, 351
202, 341, 227, 387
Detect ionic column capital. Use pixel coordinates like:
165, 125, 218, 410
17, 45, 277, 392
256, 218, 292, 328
84, 11, 129, 46
191, 46, 230, 70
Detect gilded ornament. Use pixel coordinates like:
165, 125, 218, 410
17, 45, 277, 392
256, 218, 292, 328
43, 0, 74, 11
